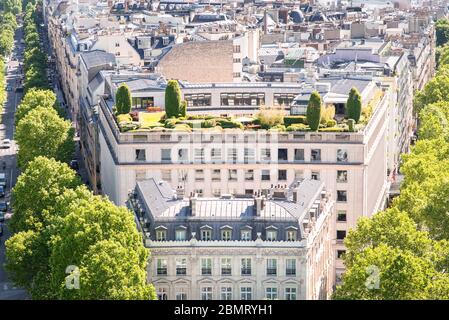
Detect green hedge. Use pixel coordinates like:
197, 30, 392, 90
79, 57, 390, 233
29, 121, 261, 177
283, 115, 307, 127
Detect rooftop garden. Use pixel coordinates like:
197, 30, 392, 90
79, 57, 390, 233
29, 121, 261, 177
113, 80, 382, 134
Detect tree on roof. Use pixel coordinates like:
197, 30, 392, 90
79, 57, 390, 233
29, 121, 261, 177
115, 84, 132, 115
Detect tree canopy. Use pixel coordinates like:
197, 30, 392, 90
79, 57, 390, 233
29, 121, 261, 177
115, 84, 132, 114
306, 91, 322, 131
165, 80, 182, 118
16, 88, 59, 122
346, 87, 362, 123
15, 107, 75, 169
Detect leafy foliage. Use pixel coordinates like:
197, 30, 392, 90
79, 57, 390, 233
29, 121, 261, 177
306, 91, 322, 131
15, 107, 75, 169
115, 84, 132, 114
346, 87, 362, 123
164, 80, 182, 118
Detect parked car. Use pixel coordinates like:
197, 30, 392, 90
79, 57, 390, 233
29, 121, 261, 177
0, 201, 7, 215
0, 173, 6, 187
70, 160, 79, 170
0, 139, 11, 149
0, 223, 3, 237
0, 186, 4, 197
6, 85, 12, 91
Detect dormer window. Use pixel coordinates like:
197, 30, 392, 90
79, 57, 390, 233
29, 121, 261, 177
221, 227, 232, 241
156, 229, 167, 241
286, 230, 297, 241
200, 226, 213, 241
266, 229, 277, 241
175, 227, 187, 241
241, 230, 251, 241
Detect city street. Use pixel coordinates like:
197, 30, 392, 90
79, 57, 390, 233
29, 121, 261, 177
0, 24, 29, 300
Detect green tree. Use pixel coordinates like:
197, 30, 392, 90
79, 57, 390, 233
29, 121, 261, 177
115, 84, 132, 114
48, 193, 156, 299
0, 29, 14, 56
165, 80, 182, 118
16, 88, 59, 123
15, 107, 75, 168
64, 240, 156, 300
346, 87, 362, 123
306, 91, 322, 131
9, 156, 81, 233
333, 244, 448, 300
436, 19, 449, 47
413, 74, 449, 113
179, 100, 187, 117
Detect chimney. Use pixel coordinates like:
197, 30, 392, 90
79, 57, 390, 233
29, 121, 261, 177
176, 186, 185, 199
189, 193, 198, 216
254, 195, 265, 216
264, 9, 268, 35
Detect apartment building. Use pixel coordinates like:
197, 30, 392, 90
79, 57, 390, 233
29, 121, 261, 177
97, 75, 393, 280
128, 178, 335, 300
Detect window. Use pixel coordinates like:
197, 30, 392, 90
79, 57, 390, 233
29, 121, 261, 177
294, 170, 304, 180
266, 287, 278, 300
135, 170, 146, 181
211, 148, 222, 163
157, 259, 167, 275
245, 169, 254, 181
274, 93, 296, 107
266, 259, 277, 276
185, 93, 212, 107
233, 72, 241, 78
241, 258, 251, 275
175, 229, 186, 240
233, 45, 241, 53
240, 287, 252, 300
194, 148, 205, 163
311, 171, 320, 181
261, 148, 271, 162
161, 170, 171, 182
176, 288, 187, 300
311, 149, 321, 161
220, 287, 233, 300
294, 149, 305, 161
286, 259, 296, 276
201, 287, 213, 300
221, 258, 232, 275
337, 149, 348, 162
228, 169, 238, 181
337, 230, 346, 241
176, 258, 187, 275
278, 149, 288, 161
337, 250, 346, 259
161, 149, 171, 162
135, 149, 146, 161
278, 170, 287, 181
201, 258, 212, 275
285, 287, 297, 300
286, 230, 297, 241
195, 169, 204, 181
337, 170, 348, 183
221, 229, 232, 241
115, 42, 120, 47
227, 148, 238, 163
244, 148, 255, 163
156, 230, 166, 241
178, 149, 188, 163
221, 93, 264, 106
157, 287, 168, 300
266, 230, 277, 241
261, 170, 270, 181
233, 58, 241, 63
337, 210, 347, 222
241, 230, 251, 241
337, 190, 347, 202
212, 169, 221, 181
201, 229, 212, 241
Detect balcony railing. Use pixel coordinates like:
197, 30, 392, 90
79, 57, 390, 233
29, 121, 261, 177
201, 268, 212, 276
157, 268, 167, 276
221, 268, 232, 276
286, 268, 296, 276
241, 268, 252, 276
266, 268, 277, 276
176, 268, 187, 276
